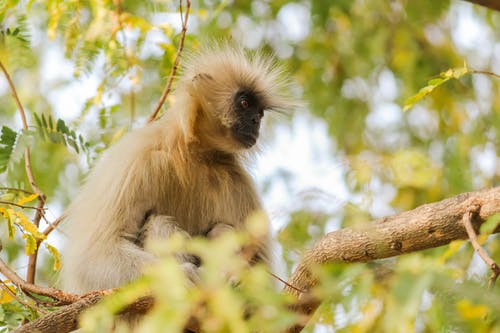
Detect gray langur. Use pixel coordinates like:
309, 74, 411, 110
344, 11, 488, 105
61, 45, 292, 293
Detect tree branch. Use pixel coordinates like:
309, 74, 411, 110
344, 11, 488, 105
11, 187, 500, 333
461, 0, 500, 11
0, 257, 78, 306
284, 186, 500, 332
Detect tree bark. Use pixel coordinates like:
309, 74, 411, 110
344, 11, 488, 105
284, 187, 500, 332
462, 0, 500, 11
13, 293, 104, 333
12, 187, 500, 333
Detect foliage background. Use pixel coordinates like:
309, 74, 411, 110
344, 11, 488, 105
0, 0, 499, 332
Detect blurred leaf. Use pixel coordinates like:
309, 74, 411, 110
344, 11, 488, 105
456, 299, 488, 320
480, 214, 500, 236
390, 149, 439, 188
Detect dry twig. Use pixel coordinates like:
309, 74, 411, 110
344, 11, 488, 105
147, 0, 191, 123
462, 206, 500, 288
0, 257, 78, 306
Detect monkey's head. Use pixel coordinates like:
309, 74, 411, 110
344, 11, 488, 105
178, 45, 292, 153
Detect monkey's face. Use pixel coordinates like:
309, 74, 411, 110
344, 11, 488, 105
231, 89, 264, 148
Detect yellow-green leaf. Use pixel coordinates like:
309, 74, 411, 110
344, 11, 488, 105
480, 214, 500, 236
440, 240, 465, 263
403, 66, 470, 112
16, 193, 39, 206
45, 243, 62, 271
456, 299, 488, 320
110, 126, 127, 145
0, 283, 16, 304
1, 208, 16, 238
10, 210, 46, 240
23, 234, 37, 255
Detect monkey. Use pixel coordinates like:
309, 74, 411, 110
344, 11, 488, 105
61, 44, 292, 294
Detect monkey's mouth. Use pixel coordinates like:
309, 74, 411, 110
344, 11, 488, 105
233, 131, 258, 148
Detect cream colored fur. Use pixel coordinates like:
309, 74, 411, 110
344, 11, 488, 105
61, 44, 291, 293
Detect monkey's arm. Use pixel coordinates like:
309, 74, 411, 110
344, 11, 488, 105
137, 215, 200, 279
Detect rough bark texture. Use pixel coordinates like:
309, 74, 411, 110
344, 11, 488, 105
12, 187, 500, 333
463, 0, 500, 11
284, 187, 500, 332
13, 293, 103, 333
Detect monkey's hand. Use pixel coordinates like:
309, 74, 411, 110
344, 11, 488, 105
139, 215, 200, 283
206, 222, 235, 239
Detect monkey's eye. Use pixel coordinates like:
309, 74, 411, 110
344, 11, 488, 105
240, 98, 249, 109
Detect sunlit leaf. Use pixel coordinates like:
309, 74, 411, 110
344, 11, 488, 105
0, 284, 15, 304
403, 66, 470, 111
9, 210, 45, 240
23, 234, 37, 255
456, 299, 488, 320
0, 208, 15, 238
16, 193, 38, 206
45, 243, 61, 271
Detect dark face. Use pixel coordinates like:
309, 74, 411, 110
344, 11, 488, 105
231, 89, 264, 148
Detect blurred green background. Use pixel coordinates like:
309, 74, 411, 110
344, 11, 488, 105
1, 0, 499, 332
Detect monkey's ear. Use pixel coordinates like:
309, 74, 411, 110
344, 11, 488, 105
192, 73, 214, 82
186, 72, 218, 115
188, 72, 215, 97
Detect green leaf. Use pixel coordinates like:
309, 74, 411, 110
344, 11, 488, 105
480, 214, 500, 236
33, 113, 88, 154
0, 126, 17, 173
403, 66, 471, 112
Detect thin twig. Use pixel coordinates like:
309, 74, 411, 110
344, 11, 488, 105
0, 61, 28, 129
0, 187, 35, 195
268, 271, 306, 294
462, 206, 500, 288
0, 60, 47, 284
147, 0, 191, 123
42, 213, 65, 237
0, 257, 79, 305
0, 279, 45, 314
0, 201, 46, 211
470, 69, 500, 80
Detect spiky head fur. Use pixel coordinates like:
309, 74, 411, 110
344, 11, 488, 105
162, 44, 293, 154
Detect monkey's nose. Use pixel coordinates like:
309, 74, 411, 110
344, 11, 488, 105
251, 110, 264, 124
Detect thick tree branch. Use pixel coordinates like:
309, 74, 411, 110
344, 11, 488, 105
11, 187, 500, 333
12, 292, 109, 333
462, 0, 500, 11
284, 186, 500, 332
